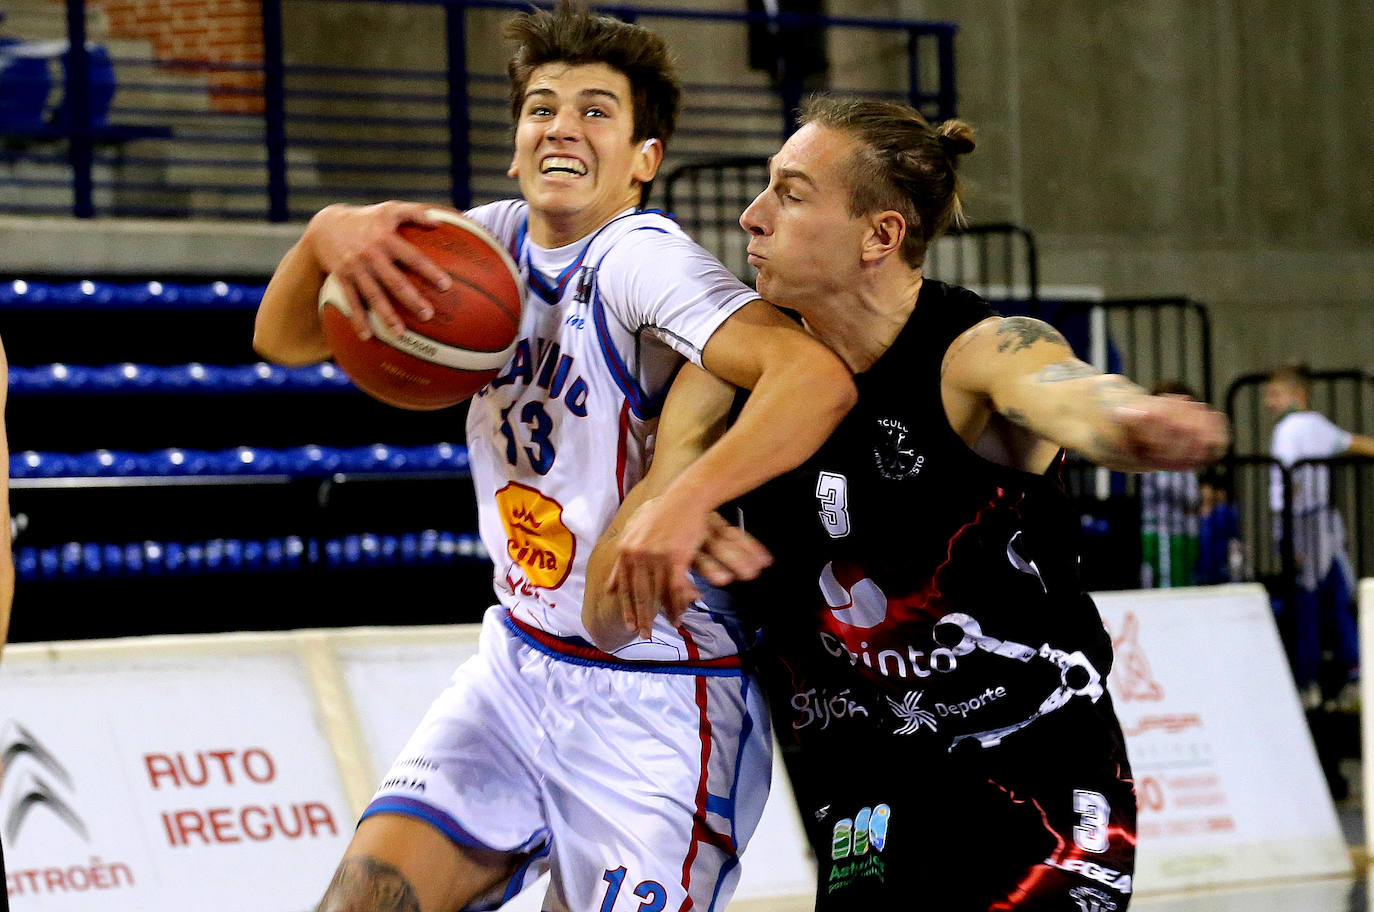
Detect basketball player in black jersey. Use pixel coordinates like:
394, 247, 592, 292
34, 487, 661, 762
587, 96, 1229, 911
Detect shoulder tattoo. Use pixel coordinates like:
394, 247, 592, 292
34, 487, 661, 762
995, 316, 1068, 354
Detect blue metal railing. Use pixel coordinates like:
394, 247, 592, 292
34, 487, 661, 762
1, 0, 957, 221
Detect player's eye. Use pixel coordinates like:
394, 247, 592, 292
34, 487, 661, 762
526, 104, 553, 117
585, 106, 607, 118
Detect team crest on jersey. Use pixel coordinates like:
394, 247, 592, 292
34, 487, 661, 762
495, 482, 576, 589
573, 265, 597, 304
873, 417, 925, 480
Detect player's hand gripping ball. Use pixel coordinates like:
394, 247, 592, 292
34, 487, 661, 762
318, 209, 522, 410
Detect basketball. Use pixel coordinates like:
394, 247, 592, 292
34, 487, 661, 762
318, 209, 522, 410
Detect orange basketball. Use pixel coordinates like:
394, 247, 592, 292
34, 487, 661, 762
318, 210, 522, 410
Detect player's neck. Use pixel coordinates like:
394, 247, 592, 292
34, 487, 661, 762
528, 196, 640, 249
806, 269, 922, 373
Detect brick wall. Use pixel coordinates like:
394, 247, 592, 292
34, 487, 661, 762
92, 0, 264, 113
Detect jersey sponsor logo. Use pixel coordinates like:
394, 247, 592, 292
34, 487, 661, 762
790, 687, 870, 731
820, 630, 933, 679
1070, 886, 1120, 912
1106, 612, 1165, 702
932, 685, 1008, 720
828, 804, 892, 893
1045, 857, 1132, 894
495, 482, 576, 589
886, 691, 938, 734
831, 803, 891, 858
873, 417, 925, 480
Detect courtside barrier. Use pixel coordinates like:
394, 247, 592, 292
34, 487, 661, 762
1, 584, 1351, 909
0, 626, 814, 912
1094, 584, 1350, 892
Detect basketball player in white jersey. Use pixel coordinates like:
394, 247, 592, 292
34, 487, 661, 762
253, 5, 854, 911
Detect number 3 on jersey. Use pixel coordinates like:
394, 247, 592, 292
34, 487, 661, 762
500, 401, 556, 475
816, 471, 851, 538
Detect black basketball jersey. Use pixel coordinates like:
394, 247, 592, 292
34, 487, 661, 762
733, 279, 1115, 753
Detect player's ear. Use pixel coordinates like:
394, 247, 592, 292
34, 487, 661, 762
632, 138, 663, 184
507, 153, 519, 179
860, 210, 906, 263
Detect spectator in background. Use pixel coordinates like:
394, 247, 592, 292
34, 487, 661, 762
1140, 380, 1201, 588
1195, 466, 1244, 585
1264, 363, 1374, 709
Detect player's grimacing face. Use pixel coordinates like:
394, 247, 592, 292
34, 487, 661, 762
509, 62, 657, 237
739, 124, 870, 311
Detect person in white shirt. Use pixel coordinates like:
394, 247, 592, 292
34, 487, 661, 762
253, 4, 854, 911
1265, 364, 1374, 708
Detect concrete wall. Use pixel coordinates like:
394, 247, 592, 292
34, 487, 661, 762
885, 0, 1374, 394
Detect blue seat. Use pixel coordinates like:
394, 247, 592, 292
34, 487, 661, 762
0, 54, 50, 132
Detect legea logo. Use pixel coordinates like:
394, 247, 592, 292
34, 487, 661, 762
0, 720, 89, 843
1109, 613, 1164, 702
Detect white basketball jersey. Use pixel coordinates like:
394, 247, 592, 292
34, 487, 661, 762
463, 201, 757, 662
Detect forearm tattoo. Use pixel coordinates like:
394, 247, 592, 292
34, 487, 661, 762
995, 317, 1068, 353
317, 856, 421, 912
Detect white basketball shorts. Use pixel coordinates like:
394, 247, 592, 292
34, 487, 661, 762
363, 606, 772, 912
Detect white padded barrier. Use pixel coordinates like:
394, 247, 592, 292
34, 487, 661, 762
1094, 584, 1350, 893
0, 625, 813, 911
0, 586, 1347, 910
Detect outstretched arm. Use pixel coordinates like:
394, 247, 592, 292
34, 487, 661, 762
607, 301, 855, 623
253, 201, 454, 365
943, 316, 1228, 472
584, 364, 770, 651
1344, 434, 1374, 458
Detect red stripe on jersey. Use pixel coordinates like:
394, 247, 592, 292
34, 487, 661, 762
677, 627, 737, 911
616, 399, 631, 501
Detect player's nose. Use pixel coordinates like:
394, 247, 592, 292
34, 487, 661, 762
740, 191, 769, 234
545, 105, 582, 142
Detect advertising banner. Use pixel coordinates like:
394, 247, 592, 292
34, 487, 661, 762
1094, 584, 1350, 892
1, 638, 353, 912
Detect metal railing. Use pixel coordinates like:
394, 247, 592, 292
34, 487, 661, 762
0, 0, 957, 221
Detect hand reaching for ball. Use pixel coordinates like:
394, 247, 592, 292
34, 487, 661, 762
304, 201, 457, 339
